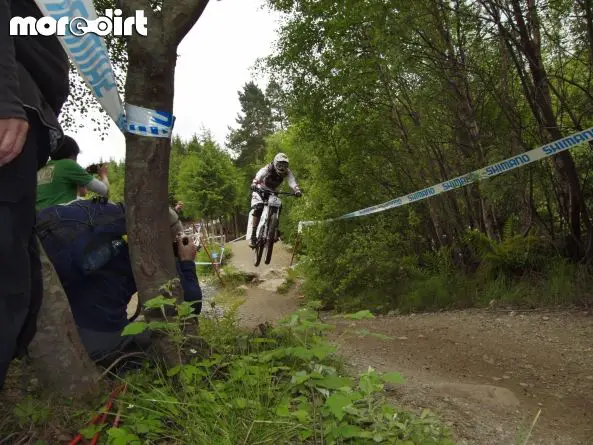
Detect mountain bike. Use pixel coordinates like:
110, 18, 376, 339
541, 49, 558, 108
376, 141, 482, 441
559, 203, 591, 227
252, 189, 297, 267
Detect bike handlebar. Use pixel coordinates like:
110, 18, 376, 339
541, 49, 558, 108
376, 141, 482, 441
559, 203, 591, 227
253, 188, 299, 197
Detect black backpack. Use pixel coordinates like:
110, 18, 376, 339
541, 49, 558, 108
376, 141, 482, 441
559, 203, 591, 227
36, 197, 127, 287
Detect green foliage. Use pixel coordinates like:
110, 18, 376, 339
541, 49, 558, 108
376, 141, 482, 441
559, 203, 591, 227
175, 132, 241, 221
463, 229, 551, 280
0, 383, 96, 444
81, 130, 242, 227
297, 211, 593, 312
257, 0, 593, 314
89, 301, 453, 444
277, 276, 295, 294
1, 283, 448, 444
122, 278, 200, 357
195, 243, 231, 276
12, 398, 50, 427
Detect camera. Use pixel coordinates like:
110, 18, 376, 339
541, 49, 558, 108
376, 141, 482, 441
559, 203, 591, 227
86, 163, 102, 175
172, 236, 189, 258
172, 234, 200, 258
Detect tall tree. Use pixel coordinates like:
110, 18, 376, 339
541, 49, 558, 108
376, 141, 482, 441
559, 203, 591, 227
177, 134, 239, 221
266, 79, 289, 130
23, 0, 130, 395
26, 0, 212, 395
226, 81, 275, 167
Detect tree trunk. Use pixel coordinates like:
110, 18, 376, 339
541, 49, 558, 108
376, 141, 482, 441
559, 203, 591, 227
425, 0, 498, 240
577, 0, 593, 68
124, 45, 178, 303
511, 0, 585, 257
480, 0, 584, 251
122, 0, 210, 304
233, 211, 239, 239
27, 242, 100, 397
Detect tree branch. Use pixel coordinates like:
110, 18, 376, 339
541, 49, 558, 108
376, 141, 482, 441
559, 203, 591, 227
163, 0, 211, 47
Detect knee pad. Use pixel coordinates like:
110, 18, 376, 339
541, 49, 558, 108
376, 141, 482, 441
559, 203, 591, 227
252, 203, 264, 218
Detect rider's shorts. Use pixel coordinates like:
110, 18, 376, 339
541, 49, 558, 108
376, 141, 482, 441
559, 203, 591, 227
250, 192, 265, 216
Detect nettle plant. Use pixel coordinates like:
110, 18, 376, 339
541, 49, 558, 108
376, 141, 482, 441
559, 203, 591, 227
121, 278, 199, 351
261, 306, 454, 444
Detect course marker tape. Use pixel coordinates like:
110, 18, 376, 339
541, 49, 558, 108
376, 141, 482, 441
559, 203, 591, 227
34, 0, 175, 137
298, 126, 593, 233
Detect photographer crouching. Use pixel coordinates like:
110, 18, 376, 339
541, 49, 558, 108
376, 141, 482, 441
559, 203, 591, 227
36, 198, 203, 369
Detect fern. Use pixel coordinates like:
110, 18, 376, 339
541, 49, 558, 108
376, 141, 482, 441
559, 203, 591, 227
461, 227, 551, 279
502, 217, 516, 241
463, 229, 494, 256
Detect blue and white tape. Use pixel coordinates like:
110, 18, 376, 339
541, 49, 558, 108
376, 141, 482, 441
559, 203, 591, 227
125, 104, 175, 138
298, 126, 593, 233
33, 0, 174, 137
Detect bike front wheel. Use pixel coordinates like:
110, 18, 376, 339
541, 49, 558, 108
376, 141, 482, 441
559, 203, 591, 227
253, 239, 265, 266
264, 213, 278, 265
253, 224, 266, 267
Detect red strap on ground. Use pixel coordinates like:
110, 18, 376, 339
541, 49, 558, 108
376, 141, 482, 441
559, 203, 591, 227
69, 383, 127, 445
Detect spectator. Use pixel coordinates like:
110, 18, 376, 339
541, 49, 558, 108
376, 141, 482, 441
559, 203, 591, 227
36, 199, 203, 367
36, 135, 109, 210
0, 0, 70, 389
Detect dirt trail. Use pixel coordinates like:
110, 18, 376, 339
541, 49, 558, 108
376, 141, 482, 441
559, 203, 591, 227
229, 241, 593, 445
230, 239, 294, 276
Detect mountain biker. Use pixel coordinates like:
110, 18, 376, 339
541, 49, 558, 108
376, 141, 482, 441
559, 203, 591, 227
248, 153, 302, 247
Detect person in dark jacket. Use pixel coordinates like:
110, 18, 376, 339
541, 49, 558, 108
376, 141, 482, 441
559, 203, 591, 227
0, 0, 70, 389
37, 201, 203, 366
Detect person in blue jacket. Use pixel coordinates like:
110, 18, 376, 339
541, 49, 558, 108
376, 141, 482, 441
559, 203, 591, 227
36, 199, 202, 367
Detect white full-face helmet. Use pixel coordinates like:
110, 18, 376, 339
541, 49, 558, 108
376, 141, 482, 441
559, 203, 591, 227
273, 153, 289, 175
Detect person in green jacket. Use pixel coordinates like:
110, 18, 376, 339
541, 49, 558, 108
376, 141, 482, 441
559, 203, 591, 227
36, 135, 109, 210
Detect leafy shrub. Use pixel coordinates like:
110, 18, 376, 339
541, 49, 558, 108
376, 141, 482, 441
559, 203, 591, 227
88, 298, 454, 444
299, 217, 589, 313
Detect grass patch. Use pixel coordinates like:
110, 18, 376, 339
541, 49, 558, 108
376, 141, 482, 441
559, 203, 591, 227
0, 363, 102, 444
305, 256, 593, 315
277, 266, 304, 294
390, 259, 593, 313
300, 224, 593, 314
277, 276, 295, 294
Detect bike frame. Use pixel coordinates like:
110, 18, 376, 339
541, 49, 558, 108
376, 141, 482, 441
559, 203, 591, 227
251, 189, 297, 266
254, 190, 296, 244
255, 192, 282, 244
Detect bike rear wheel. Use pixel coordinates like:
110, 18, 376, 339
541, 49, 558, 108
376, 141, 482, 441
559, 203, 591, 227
264, 213, 278, 265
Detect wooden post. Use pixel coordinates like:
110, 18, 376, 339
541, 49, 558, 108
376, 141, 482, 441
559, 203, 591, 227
289, 233, 301, 268
199, 234, 224, 287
